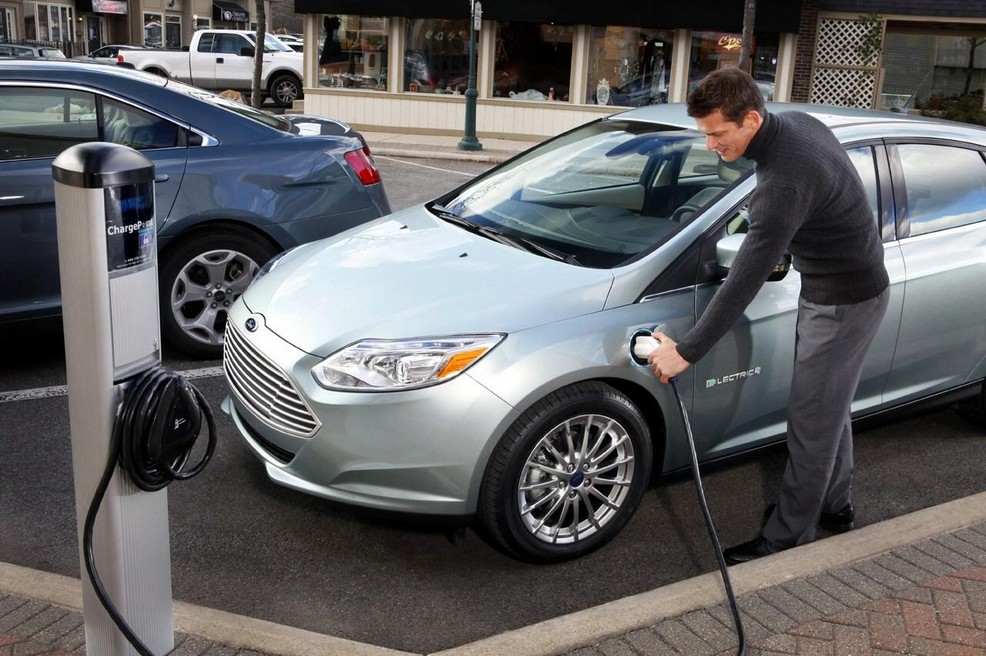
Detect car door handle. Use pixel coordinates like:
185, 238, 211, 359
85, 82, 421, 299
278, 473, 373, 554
155, 174, 170, 183
217, 57, 225, 64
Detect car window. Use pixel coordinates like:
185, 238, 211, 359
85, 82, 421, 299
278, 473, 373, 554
197, 33, 215, 53
0, 88, 98, 160
0, 45, 34, 59
217, 34, 249, 55
439, 120, 749, 268
898, 144, 986, 238
103, 98, 179, 150
846, 146, 880, 229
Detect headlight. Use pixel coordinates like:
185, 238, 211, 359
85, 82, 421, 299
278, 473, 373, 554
311, 334, 505, 391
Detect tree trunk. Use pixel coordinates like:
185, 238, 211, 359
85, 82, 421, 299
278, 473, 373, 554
252, 0, 267, 108
738, 0, 757, 73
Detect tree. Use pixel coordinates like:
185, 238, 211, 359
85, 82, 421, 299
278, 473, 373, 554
738, 0, 756, 72
251, 0, 267, 108
964, 37, 986, 95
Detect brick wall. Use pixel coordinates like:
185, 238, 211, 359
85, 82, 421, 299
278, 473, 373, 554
792, 0, 820, 103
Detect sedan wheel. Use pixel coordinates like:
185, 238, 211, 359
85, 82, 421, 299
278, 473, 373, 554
479, 382, 652, 563
159, 230, 279, 359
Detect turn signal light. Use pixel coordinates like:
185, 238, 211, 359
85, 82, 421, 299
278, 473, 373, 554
344, 149, 382, 186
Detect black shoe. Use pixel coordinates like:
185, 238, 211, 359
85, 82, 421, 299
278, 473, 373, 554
819, 503, 855, 533
723, 536, 782, 565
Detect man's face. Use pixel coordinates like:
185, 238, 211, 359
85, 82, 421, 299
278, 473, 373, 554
694, 108, 761, 162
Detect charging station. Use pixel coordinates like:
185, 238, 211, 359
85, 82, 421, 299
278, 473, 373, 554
53, 143, 174, 656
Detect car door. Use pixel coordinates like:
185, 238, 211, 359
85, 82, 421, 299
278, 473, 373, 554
882, 141, 986, 402
0, 85, 187, 323
684, 143, 904, 462
212, 33, 255, 90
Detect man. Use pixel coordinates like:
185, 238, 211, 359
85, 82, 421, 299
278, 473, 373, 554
648, 68, 890, 563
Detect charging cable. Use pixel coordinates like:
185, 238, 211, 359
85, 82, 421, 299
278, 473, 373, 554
633, 335, 746, 655
82, 366, 217, 656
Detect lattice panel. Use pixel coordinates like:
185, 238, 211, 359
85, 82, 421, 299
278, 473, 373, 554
810, 67, 877, 108
815, 17, 882, 68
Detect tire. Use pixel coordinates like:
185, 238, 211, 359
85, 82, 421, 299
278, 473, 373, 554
478, 381, 653, 563
159, 229, 280, 359
269, 74, 301, 108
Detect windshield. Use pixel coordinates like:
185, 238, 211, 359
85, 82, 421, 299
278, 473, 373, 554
437, 120, 753, 268
262, 34, 294, 52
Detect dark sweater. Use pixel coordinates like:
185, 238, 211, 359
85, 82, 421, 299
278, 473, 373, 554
675, 111, 889, 364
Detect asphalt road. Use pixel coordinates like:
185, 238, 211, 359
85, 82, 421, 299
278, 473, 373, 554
1, 156, 984, 654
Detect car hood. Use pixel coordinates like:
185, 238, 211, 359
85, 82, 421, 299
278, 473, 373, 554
243, 207, 615, 355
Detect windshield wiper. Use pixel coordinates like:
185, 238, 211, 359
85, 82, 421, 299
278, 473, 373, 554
431, 203, 582, 265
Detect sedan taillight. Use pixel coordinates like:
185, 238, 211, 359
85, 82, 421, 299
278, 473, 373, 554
344, 149, 382, 186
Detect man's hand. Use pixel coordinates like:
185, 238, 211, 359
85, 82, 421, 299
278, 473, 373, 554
647, 332, 690, 384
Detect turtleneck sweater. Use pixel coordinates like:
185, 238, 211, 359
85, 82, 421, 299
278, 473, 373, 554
675, 110, 890, 364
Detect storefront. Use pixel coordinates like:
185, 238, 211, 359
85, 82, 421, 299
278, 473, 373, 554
294, 0, 803, 139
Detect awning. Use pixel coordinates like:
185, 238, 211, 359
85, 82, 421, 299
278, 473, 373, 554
292, 0, 803, 33
214, 0, 249, 22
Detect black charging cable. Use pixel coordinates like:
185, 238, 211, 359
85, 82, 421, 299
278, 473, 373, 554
633, 333, 745, 655
82, 366, 217, 656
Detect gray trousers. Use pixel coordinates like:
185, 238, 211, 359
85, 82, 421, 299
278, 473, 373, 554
762, 288, 890, 548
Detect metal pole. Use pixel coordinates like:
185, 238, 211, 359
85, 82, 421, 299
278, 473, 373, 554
458, 0, 482, 151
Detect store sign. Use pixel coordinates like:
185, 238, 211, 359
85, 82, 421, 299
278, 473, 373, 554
716, 34, 742, 52
92, 0, 128, 15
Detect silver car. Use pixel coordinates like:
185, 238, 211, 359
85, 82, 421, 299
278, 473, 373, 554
222, 103, 986, 563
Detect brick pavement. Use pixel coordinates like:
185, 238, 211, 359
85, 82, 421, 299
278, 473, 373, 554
569, 523, 986, 656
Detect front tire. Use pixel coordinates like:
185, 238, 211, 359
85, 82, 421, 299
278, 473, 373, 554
269, 74, 301, 108
479, 382, 652, 563
159, 229, 280, 359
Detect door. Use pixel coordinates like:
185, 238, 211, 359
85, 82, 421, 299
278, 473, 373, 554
686, 143, 903, 461
882, 142, 986, 402
0, 86, 188, 323
211, 32, 256, 90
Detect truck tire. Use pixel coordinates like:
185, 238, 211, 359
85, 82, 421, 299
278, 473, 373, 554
269, 73, 301, 108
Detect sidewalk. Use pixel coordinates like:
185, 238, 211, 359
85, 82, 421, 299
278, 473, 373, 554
362, 130, 533, 163
3, 492, 985, 656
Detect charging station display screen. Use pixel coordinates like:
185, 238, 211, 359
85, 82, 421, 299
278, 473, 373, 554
105, 183, 155, 273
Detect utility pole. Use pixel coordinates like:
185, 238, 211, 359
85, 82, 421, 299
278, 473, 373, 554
458, 0, 483, 151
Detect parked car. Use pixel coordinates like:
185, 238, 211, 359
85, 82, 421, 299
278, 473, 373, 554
74, 44, 147, 65
274, 34, 304, 52
116, 29, 304, 107
0, 43, 66, 60
221, 102, 986, 563
0, 60, 390, 358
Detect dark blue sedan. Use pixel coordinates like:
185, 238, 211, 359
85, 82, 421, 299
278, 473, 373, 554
0, 60, 390, 358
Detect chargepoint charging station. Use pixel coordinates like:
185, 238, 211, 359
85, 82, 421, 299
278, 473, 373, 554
53, 142, 174, 655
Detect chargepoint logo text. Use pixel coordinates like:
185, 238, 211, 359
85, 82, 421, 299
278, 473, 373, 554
107, 220, 152, 236
706, 366, 763, 389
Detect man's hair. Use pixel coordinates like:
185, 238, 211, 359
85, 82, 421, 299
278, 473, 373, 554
687, 68, 765, 124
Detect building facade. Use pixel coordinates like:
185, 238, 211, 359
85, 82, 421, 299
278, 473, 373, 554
1, 0, 984, 137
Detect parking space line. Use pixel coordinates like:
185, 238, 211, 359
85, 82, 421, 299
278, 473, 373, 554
374, 155, 477, 177
0, 365, 224, 404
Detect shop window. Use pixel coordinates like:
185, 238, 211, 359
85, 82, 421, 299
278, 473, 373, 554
27, 3, 73, 42
881, 32, 986, 112
318, 14, 389, 91
494, 22, 573, 102
587, 26, 674, 107
194, 16, 211, 31
1, 7, 17, 41
404, 18, 471, 94
689, 31, 777, 100
144, 13, 162, 48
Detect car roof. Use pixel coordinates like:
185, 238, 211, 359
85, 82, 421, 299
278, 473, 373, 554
0, 58, 168, 88
610, 101, 981, 133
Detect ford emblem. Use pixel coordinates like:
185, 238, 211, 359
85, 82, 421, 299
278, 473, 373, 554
245, 317, 257, 332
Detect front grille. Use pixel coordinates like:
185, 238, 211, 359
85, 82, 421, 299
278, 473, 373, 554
224, 322, 321, 439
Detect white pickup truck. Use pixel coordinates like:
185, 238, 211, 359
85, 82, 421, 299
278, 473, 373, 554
117, 29, 304, 107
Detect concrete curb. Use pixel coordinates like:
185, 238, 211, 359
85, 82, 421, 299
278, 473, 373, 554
3, 490, 986, 656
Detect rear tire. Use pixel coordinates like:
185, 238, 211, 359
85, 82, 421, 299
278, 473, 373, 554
159, 229, 279, 359
478, 382, 652, 563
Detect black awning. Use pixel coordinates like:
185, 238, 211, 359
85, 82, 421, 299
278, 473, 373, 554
293, 0, 803, 33
214, 0, 249, 22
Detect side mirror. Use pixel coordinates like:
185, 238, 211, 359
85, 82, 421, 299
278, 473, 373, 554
239, 46, 255, 57
715, 234, 791, 282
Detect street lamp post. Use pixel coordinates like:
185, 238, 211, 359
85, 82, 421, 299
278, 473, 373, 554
458, 0, 483, 151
